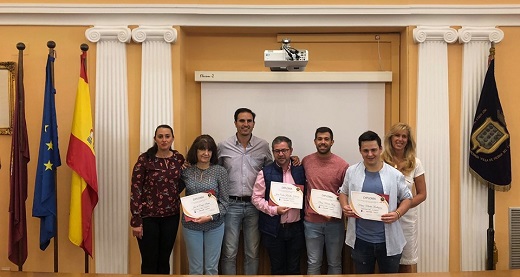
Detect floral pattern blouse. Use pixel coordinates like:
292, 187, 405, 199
130, 150, 185, 227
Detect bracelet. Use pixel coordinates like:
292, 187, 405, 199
395, 210, 401, 219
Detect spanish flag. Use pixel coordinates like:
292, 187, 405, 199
66, 50, 99, 257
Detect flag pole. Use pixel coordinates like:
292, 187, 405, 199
80, 43, 90, 274
487, 186, 495, 270
15, 42, 25, 272
486, 43, 496, 271
47, 40, 60, 273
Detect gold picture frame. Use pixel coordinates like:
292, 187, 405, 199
0, 62, 15, 135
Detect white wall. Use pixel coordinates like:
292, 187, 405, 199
201, 82, 385, 164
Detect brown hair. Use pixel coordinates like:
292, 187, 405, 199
186, 134, 218, 165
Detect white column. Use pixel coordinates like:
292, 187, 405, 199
86, 26, 131, 274
458, 27, 504, 271
132, 26, 177, 152
413, 26, 457, 273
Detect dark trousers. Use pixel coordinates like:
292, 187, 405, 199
261, 221, 305, 275
137, 214, 180, 274
351, 238, 401, 274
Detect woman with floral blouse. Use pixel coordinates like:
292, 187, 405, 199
181, 134, 229, 275
130, 124, 185, 274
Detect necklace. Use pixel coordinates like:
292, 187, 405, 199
393, 157, 405, 171
194, 165, 209, 182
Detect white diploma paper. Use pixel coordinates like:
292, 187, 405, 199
181, 192, 220, 219
349, 191, 389, 221
309, 189, 342, 219
269, 181, 304, 209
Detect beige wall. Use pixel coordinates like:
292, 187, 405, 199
0, 26, 97, 273
486, 26, 520, 271
4, 0, 520, 4
0, 1, 520, 274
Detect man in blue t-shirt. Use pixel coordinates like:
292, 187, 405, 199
339, 130, 412, 274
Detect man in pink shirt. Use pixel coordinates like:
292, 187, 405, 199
302, 127, 349, 274
252, 136, 306, 274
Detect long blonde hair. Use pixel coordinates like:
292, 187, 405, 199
382, 122, 417, 175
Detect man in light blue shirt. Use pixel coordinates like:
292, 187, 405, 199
339, 130, 412, 274
218, 108, 273, 275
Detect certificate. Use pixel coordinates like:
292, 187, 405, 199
309, 189, 342, 219
349, 191, 389, 221
181, 192, 220, 220
269, 181, 304, 209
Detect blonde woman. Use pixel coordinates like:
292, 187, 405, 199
382, 123, 427, 273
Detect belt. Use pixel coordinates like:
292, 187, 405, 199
280, 221, 301, 228
229, 195, 251, 202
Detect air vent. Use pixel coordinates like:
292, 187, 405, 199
509, 208, 520, 268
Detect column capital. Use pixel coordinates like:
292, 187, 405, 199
85, 26, 132, 43
458, 27, 504, 44
413, 26, 458, 43
131, 26, 177, 43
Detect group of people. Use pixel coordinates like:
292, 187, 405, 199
129, 107, 427, 275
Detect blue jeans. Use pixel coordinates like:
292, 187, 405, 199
220, 200, 260, 275
304, 220, 344, 274
183, 223, 225, 275
351, 238, 401, 274
261, 221, 305, 274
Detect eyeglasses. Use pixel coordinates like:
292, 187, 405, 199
273, 149, 290, 154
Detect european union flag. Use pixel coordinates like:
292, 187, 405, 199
469, 59, 511, 191
32, 54, 61, 250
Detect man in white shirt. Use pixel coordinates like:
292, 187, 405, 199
339, 130, 412, 274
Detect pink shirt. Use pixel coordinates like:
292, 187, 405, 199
252, 164, 301, 224
302, 152, 349, 223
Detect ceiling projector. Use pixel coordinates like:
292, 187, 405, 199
264, 39, 308, 71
